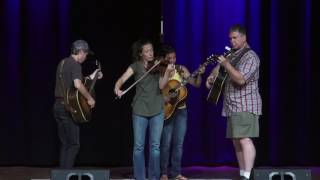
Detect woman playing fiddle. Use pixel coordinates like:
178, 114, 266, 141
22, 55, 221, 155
114, 38, 174, 180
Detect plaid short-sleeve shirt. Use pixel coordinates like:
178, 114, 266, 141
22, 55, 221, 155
222, 46, 262, 117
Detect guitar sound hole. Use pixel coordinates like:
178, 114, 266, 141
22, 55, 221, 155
168, 89, 178, 98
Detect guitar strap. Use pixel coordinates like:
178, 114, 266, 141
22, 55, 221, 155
58, 60, 72, 112
230, 47, 251, 66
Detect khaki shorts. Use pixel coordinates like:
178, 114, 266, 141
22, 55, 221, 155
226, 112, 260, 138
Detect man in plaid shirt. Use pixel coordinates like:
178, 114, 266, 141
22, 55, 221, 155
206, 25, 262, 180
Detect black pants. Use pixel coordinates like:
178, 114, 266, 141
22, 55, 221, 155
53, 100, 80, 169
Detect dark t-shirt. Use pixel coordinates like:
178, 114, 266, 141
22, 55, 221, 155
55, 56, 82, 98
130, 61, 164, 117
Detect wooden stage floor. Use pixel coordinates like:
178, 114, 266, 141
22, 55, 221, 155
0, 166, 319, 180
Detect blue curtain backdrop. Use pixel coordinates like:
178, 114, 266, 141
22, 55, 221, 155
162, 0, 320, 166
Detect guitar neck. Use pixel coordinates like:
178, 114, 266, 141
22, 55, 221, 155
88, 75, 99, 93
88, 61, 101, 93
182, 58, 214, 85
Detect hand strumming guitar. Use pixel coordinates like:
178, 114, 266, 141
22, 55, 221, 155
206, 65, 220, 89
87, 97, 95, 108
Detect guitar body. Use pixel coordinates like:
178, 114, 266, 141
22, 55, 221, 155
207, 47, 250, 104
67, 78, 93, 123
207, 71, 228, 104
162, 79, 188, 120
161, 53, 224, 120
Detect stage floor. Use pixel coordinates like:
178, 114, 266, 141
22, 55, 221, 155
0, 166, 319, 180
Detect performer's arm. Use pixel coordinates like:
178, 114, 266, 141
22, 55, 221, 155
74, 79, 95, 108
89, 69, 103, 80
183, 66, 204, 88
114, 67, 134, 98
217, 56, 245, 86
159, 64, 175, 89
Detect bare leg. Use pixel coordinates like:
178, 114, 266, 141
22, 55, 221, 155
233, 138, 245, 170
239, 138, 256, 171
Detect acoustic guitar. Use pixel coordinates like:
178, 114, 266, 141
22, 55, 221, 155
162, 54, 218, 120
67, 61, 101, 123
207, 47, 250, 104
206, 67, 228, 104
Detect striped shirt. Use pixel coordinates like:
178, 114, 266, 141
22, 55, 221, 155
222, 46, 262, 117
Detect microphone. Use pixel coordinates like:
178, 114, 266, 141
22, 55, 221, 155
223, 46, 234, 57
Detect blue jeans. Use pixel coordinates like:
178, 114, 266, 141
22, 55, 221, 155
132, 111, 164, 180
160, 108, 187, 177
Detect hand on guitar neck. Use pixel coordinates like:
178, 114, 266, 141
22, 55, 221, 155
89, 61, 103, 80
189, 65, 206, 87
89, 69, 103, 80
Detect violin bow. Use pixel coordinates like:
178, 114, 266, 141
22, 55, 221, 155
116, 59, 163, 99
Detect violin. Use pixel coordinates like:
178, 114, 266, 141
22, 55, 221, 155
115, 57, 182, 100
146, 58, 170, 75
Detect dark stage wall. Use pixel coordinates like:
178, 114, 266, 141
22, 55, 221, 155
1, 0, 320, 167
0, 0, 161, 166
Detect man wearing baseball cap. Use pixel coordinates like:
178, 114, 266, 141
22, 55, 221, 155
53, 39, 102, 168
71, 39, 94, 55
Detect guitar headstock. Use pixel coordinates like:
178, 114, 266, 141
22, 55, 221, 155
189, 54, 217, 79
95, 60, 101, 70
189, 47, 234, 79
204, 54, 219, 66
203, 46, 234, 66
223, 46, 234, 57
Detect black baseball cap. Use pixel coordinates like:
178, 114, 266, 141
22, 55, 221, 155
71, 40, 94, 54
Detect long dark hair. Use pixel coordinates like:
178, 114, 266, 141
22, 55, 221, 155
131, 38, 153, 62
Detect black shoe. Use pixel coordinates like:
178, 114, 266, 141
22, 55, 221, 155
240, 176, 249, 180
